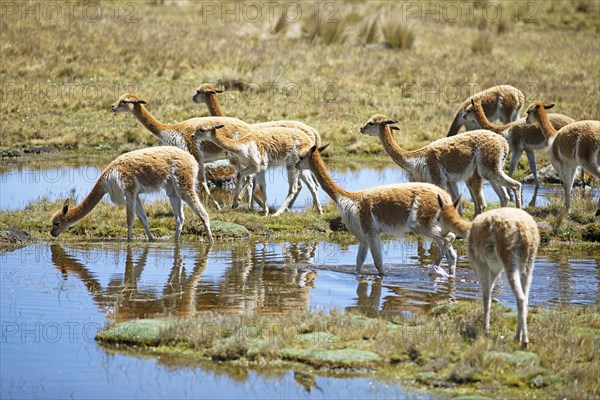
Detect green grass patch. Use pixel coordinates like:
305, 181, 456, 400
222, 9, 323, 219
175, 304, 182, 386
96, 302, 600, 399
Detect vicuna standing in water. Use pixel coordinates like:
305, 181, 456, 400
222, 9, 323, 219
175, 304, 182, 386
437, 196, 539, 346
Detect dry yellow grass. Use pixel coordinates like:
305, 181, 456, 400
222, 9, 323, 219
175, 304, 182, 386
0, 1, 598, 164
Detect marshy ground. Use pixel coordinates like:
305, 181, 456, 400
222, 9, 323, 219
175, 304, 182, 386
1, 1, 600, 399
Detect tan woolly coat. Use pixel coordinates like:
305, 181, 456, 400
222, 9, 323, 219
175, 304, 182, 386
448, 85, 525, 136
299, 145, 457, 275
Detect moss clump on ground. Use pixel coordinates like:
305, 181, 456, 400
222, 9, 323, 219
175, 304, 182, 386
96, 302, 600, 399
582, 223, 600, 242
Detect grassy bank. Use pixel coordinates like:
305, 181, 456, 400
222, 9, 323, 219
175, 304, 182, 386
1, 190, 600, 246
96, 301, 600, 399
1, 1, 599, 162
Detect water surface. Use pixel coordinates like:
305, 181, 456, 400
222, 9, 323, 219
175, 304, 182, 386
2, 241, 598, 398
2, 160, 599, 399
1, 164, 588, 211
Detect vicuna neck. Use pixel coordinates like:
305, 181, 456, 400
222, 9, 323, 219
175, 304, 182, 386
474, 103, 512, 134
307, 152, 352, 203
207, 130, 241, 153
205, 94, 224, 116
132, 104, 170, 137
443, 209, 472, 238
379, 126, 414, 169
535, 108, 559, 139
65, 180, 107, 225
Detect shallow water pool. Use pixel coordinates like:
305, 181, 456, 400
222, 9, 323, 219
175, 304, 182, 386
1, 240, 598, 398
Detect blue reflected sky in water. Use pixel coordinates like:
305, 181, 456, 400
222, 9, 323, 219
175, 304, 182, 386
1, 243, 434, 400
0, 164, 587, 210
1, 240, 597, 398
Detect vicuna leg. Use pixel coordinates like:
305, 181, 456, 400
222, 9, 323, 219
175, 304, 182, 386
125, 193, 137, 242
489, 173, 522, 208
286, 178, 303, 211
466, 174, 485, 215
524, 150, 539, 188
366, 234, 385, 276
135, 197, 154, 241
356, 242, 369, 274
429, 233, 457, 276
300, 170, 323, 214
181, 191, 214, 244
507, 150, 522, 181
490, 182, 510, 207
474, 263, 501, 336
232, 166, 258, 210
444, 233, 457, 276
236, 174, 254, 209
239, 174, 266, 210
556, 164, 577, 212
254, 171, 269, 215
581, 161, 600, 216
167, 192, 185, 241
197, 162, 221, 211
505, 267, 529, 344
273, 167, 301, 216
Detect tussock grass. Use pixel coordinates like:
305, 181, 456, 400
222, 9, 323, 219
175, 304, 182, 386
96, 301, 600, 398
381, 17, 415, 50
471, 32, 493, 54
302, 16, 347, 45
525, 191, 600, 242
1, 1, 598, 162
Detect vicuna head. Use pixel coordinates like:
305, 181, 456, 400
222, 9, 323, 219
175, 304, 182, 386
359, 114, 399, 136
525, 102, 554, 126
296, 144, 329, 170
437, 194, 464, 236
111, 93, 147, 113
50, 200, 72, 237
463, 99, 480, 124
192, 83, 223, 104
191, 123, 225, 141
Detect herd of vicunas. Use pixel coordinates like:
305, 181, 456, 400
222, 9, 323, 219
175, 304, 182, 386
50, 84, 600, 345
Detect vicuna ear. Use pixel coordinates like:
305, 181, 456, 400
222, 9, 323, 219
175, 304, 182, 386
470, 98, 475, 107
61, 199, 70, 219
132, 99, 147, 105
390, 126, 399, 130
215, 88, 224, 94
317, 144, 330, 154
437, 194, 446, 210
543, 103, 555, 110
381, 119, 398, 125
211, 124, 225, 130
453, 194, 462, 210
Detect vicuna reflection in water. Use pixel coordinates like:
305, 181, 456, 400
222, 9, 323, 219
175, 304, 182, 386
50, 242, 317, 322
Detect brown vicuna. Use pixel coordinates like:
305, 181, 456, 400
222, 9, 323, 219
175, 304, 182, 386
447, 85, 525, 137
437, 196, 539, 346
525, 102, 600, 215
192, 83, 321, 213
464, 98, 575, 187
296, 144, 458, 276
192, 124, 322, 216
50, 146, 213, 243
192, 83, 321, 147
360, 114, 521, 215
112, 93, 255, 210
